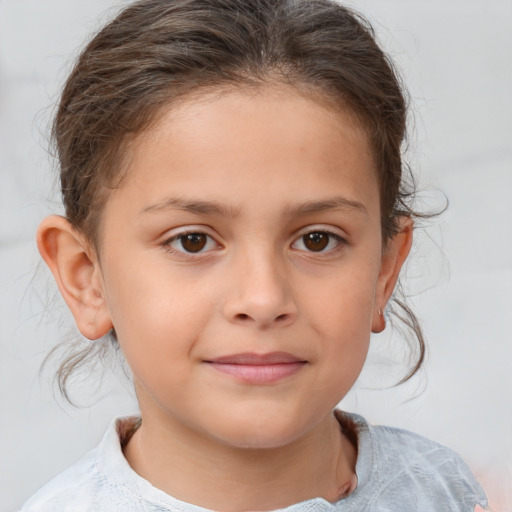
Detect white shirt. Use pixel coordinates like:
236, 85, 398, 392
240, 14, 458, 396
21, 412, 488, 511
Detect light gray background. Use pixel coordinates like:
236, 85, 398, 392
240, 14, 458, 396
1, 1, 511, 510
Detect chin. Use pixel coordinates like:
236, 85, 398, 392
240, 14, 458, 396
206, 408, 315, 450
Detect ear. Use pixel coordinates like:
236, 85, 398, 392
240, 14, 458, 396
372, 217, 413, 333
37, 215, 113, 340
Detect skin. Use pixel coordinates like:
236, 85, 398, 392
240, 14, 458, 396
38, 86, 412, 511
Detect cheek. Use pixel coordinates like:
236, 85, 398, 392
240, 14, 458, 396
303, 261, 379, 340
103, 262, 224, 369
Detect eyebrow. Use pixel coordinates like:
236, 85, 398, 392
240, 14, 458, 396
288, 197, 367, 216
141, 198, 242, 217
140, 196, 367, 217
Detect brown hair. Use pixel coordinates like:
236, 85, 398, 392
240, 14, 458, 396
48, 0, 425, 402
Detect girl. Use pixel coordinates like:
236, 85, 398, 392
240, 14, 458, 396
21, 0, 489, 510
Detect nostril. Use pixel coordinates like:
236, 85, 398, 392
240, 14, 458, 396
235, 313, 290, 322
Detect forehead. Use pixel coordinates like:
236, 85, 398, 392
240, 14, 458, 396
108, 86, 379, 221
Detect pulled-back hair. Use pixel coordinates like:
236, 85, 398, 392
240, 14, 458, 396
49, 0, 425, 401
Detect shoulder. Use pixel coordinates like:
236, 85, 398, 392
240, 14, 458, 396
20, 417, 140, 512
20, 447, 103, 511
372, 423, 478, 483
339, 411, 488, 511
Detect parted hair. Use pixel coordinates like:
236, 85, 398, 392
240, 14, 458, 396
49, 0, 425, 401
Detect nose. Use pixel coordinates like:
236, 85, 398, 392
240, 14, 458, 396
222, 250, 298, 329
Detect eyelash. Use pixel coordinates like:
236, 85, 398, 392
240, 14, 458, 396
163, 228, 347, 257
164, 229, 220, 257
291, 229, 346, 255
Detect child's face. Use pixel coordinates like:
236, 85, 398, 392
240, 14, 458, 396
88, 87, 404, 448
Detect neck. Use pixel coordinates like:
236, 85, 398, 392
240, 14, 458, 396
123, 410, 357, 512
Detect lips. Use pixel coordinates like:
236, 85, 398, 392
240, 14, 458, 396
204, 352, 307, 384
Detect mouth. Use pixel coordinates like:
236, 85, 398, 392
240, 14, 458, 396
204, 352, 308, 384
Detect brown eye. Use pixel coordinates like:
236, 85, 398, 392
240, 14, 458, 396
302, 232, 329, 252
167, 230, 218, 256
292, 230, 344, 254
180, 233, 207, 252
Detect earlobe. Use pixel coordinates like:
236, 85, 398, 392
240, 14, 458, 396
372, 308, 386, 334
37, 215, 113, 340
372, 217, 413, 333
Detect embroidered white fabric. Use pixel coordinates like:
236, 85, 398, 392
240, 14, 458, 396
21, 412, 488, 512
